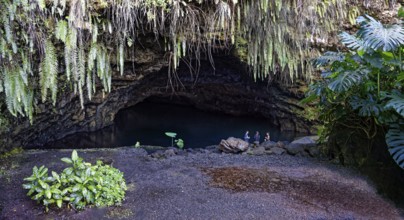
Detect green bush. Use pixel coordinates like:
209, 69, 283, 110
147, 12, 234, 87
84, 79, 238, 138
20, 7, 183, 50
304, 14, 404, 169
23, 150, 127, 211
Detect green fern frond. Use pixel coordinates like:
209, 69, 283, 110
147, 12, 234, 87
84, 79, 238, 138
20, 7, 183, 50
55, 20, 68, 43
39, 40, 58, 104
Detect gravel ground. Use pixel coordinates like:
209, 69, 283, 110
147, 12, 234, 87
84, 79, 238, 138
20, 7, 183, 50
0, 147, 402, 220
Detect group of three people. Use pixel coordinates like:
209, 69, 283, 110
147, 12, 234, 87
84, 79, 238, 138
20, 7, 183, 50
244, 131, 270, 143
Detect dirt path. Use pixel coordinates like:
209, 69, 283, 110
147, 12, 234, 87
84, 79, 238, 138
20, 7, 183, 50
0, 147, 402, 220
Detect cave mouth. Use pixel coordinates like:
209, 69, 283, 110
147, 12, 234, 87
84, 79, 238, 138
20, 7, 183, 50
32, 97, 300, 149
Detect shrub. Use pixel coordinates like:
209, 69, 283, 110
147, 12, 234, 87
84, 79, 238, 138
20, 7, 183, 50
23, 150, 127, 211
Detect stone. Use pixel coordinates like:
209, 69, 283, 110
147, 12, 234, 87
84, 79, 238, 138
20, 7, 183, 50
150, 150, 165, 159
275, 141, 286, 149
164, 149, 177, 158
271, 147, 286, 155
291, 136, 318, 148
308, 146, 320, 157
260, 141, 277, 150
218, 137, 249, 153
251, 146, 266, 156
285, 143, 305, 155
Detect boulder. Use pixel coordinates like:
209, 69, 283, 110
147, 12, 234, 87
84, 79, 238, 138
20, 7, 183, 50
219, 137, 249, 153
271, 147, 286, 155
291, 136, 318, 148
164, 149, 177, 158
260, 141, 277, 150
275, 141, 286, 149
251, 146, 266, 156
285, 143, 305, 155
286, 136, 319, 157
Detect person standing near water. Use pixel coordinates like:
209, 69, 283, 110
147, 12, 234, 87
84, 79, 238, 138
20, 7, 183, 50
244, 131, 250, 143
254, 131, 260, 143
264, 132, 270, 142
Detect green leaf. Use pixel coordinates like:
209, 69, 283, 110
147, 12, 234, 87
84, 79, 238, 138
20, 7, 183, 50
22, 184, 32, 189
56, 199, 63, 208
61, 157, 72, 164
386, 125, 404, 169
71, 150, 78, 161
385, 93, 404, 117
45, 189, 52, 199
175, 139, 184, 149
398, 7, 404, 19
165, 132, 177, 138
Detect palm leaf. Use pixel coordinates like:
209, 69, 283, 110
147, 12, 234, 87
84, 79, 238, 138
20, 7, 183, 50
386, 125, 404, 169
357, 15, 404, 51
327, 68, 369, 92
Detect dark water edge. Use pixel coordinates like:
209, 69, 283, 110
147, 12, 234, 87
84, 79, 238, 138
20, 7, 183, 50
32, 102, 301, 149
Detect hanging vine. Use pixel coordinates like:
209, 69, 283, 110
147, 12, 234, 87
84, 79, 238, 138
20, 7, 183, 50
0, 0, 397, 122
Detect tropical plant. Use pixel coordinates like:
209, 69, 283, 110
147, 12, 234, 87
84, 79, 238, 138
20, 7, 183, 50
304, 14, 404, 169
23, 150, 127, 211
165, 132, 184, 149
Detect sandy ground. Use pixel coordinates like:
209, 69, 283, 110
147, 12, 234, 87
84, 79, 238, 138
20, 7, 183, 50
0, 147, 402, 220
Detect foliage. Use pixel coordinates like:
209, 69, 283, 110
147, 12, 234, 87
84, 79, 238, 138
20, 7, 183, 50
0, 0, 396, 123
165, 132, 184, 149
305, 15, 404, 169
23, 150, 127, 211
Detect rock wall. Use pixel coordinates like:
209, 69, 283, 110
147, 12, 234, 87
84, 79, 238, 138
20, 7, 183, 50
0, 37, 314, 151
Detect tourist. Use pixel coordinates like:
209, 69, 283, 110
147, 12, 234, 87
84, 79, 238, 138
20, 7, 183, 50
264, 132, 270, 142
244, 131, 250, 143
254, 131, 260, 143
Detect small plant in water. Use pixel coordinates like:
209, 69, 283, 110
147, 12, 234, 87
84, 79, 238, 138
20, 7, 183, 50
23, 150, 127, 211
165, 132, 185, 149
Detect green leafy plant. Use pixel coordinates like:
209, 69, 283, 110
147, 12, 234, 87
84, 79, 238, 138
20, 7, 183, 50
23, 150, 127, 211
165, 132, 185, 149
304, 14, 404, 169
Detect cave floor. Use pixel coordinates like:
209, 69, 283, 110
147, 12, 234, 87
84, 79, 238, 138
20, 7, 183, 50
0, 147, 402, 220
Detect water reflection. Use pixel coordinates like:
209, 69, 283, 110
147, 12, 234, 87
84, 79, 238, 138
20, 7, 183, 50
40, 102, 298, 149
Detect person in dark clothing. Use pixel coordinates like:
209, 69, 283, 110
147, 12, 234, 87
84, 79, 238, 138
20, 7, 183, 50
254, 131, 260, 143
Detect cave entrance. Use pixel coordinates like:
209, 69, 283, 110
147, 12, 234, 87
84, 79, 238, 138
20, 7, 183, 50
36, 97, 298, 149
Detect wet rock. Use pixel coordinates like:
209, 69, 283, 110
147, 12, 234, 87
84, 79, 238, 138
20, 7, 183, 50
271, 147, 286, 155
164, 149, 177, 158
285, 143, 305, 155
260, 141, 277, 150
150, 150, 165, 159
308, 146, 320, 157
291, 136, 318, 148
251, 146, 266, 156
219, 137, 249, 153
275, 141, 286, 149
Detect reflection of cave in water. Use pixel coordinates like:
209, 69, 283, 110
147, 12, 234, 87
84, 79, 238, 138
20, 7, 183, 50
39, 101, 300, 149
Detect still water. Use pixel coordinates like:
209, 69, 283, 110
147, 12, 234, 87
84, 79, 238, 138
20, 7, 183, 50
40, 102, 298, 149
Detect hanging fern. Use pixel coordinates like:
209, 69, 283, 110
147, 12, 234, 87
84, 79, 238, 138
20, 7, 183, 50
39, 40, 58, 105
386, 124, 404, 169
